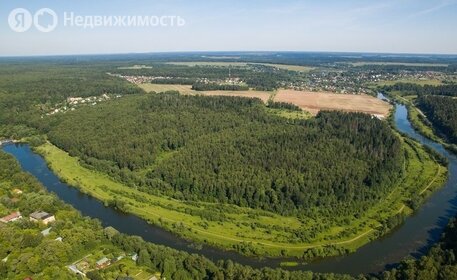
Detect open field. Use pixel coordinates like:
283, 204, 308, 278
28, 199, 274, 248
139, 83, 274, 102
273, 90, 392, 116
166, 61, 314, 72
139, 84, 391, 117
36, 138, 446, 259
139, 83, 196, 94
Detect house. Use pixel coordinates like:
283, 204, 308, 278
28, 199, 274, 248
0, 211, 22, 223
131, 253, 138, 262
55, 237, 63, 242
96, 257, 111, 269
29, 211, 56, 225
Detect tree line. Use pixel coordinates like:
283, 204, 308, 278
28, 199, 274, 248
416, 95, 457, 144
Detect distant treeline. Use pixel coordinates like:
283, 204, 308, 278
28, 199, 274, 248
192, 82, 250, 91
151, 78, 196, 85
382, 83, 457, 97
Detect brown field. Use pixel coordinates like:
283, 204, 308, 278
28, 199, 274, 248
139, 84, 390, 117
139, 83, 273, 102
139, 84, 196, 95
274, 90, 391, 117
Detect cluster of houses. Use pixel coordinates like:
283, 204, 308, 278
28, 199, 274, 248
45, 94, 120, 116
0, 210, 56, 225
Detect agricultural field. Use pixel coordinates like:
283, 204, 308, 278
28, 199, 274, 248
139, 83, 196, 95
139, 84, 391, 116
273, 90, 392, 116
139, 83, 274, 102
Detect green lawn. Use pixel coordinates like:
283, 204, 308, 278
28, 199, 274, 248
35, 137, 446, 259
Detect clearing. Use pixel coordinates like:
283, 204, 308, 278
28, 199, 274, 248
139, 83, 273, 102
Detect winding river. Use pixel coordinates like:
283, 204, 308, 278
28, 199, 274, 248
2, 97, 457, 275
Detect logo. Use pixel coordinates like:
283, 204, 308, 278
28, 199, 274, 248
8, 8, 58, 33
8, 8, 33, 32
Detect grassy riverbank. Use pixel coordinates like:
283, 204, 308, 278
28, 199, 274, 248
386, 92, 457, 154
34, 137, 447, 260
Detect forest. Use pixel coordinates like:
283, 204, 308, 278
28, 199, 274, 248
416, 96, 457, 144
46, 92, 404, 217
2, 143, 457, 279
381, 83, 457, 97
0, 149, 358, 280
191, 82, 250, 91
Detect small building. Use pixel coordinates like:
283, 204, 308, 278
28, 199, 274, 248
29, 211, 56, 225
131, 253, 138, 262
55, 237, 63, 242
0, 211, 22, 223
96, 257, 111, 269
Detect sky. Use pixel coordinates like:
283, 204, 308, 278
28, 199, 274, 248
1, 0, 457, 56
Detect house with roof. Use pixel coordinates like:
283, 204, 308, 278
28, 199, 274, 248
29, 211, 56, 225
96, 257, 111, 269
0, 211, 22, 223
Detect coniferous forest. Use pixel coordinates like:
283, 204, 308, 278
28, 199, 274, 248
47, 92, 404, 218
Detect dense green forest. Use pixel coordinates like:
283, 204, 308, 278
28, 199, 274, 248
381, 83, 457, 97
191, 82, 250, 91
2, 144, 457, 280
46, 92, 404, 217
0, 149, 357, 280
0, 63, 143, 139
416, 96, 457, 144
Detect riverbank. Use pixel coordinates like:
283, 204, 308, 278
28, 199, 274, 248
384, 92, 457, 154
33, 136, 447, 260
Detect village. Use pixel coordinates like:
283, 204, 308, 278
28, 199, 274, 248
0, 186, 161, 280
44, 94, 122, 117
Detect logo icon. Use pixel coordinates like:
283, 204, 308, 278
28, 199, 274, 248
8, 8, 58, 33
8, 8, 33, 32
34, 8, 58, 33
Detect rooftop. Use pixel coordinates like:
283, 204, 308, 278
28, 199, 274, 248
30, 211, 53, 220
0, 211, 22, 222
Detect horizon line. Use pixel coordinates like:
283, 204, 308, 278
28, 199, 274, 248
1, 50, 457, 59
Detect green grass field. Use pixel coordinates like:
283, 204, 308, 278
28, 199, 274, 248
36, 136, 446, 259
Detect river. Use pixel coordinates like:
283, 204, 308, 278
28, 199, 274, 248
2, 97, 457, 275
